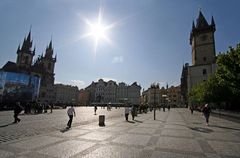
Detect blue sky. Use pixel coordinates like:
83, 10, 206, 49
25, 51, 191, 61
0, 0, 239, 90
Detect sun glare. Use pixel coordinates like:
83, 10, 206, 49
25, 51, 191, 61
90, 23, 106, 41
80, 7, 114, 54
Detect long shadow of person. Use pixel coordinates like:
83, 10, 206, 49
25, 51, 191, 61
210, 125, 240, 131
127, 120, 135, 124
134, 120, 143, 123
0, 122, 15, 128
189, 127, 213, 133
60, 127, 71, 133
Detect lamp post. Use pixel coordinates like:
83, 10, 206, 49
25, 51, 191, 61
151, 83, 159, 120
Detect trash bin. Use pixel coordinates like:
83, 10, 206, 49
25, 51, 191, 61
99, 115, 105, 126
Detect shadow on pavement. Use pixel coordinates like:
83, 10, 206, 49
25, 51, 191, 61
192, 122, 202, 125
60, 127, 70, 133
210, 125, 240, 131
154, 119, 165, 123
189, 127, 213, 133
134, 120, 143, 123
0, 122, 15, 128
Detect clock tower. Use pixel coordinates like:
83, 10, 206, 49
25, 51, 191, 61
190, 11, 216, 66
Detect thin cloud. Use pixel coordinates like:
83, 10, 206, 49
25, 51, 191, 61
112, 56, 123, 63
70, 80, 86, 89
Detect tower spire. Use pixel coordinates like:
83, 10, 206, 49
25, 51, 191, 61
27, 26, 32, 42
17, 44, 21, 54
192, 20, 195, 29
196, 10, 209, 28
211, 16, 215, 26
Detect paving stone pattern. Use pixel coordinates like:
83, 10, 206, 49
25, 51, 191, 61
0, 109, 240, 158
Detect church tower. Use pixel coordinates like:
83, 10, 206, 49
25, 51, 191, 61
40, 40, 57, 86
16, 30, 35, 68
190, 11, 216, 66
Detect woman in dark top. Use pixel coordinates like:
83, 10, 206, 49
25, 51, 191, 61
202, 104, 211, 126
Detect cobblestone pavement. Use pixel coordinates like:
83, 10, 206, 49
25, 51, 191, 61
1, 108, 240, 158
0, 107, 124, 143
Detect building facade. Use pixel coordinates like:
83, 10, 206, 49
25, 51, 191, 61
85, 79, 141, 105
79, 89, 90, 105
167, 85, 182, 107
142, 84, 182, 107
54, 84, 79, 105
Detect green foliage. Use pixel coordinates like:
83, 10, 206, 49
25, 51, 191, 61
188, 82, 205, 104
216, 44, 240, 105
188, 44, 240, 109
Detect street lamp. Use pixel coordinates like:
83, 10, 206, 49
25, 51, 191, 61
151, 83, 159, 120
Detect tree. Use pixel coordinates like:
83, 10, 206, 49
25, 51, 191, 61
216, 44, 240, 109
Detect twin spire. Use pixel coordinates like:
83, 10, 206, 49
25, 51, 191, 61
17, 29, 55, 59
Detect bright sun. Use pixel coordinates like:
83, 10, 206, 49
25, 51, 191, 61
90, 23, 106, 41
81, 7, 113, 54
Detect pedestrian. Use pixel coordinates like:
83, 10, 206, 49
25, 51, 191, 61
202, 103, 211, 126
94, 105, 97, 115
13, 102, 23, 123
167, 105, 170, 111
125, 106, 130, 121
131, 106, 135, 120
67, 105, 76, 129
163, 104, 165, 112
50, 103, 53, 113
190, 106, 194, 114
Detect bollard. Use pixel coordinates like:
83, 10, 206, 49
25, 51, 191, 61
99, 115, 105, 126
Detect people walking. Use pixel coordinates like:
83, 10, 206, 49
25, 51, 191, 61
125, 106, 130, 121
167, 105, 170, 111
190, 106, 194, 114
50, 103, 53, 113
94, 105, 97, 115
131, 106, 135, 120
202, 103, 211, 126
67, 105, 76, 129
13, 102, 23, 123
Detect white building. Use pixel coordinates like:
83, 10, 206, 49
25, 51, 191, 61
104, 80, 117, 103
95, 79, 106, 103
85, 79, 141, 105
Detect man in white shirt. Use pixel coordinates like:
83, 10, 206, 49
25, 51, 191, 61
125, 106, 130, 121
67, 105, 76, 128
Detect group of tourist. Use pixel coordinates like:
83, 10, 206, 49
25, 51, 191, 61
12, 101, 54, 124
12, 101, 212, 129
